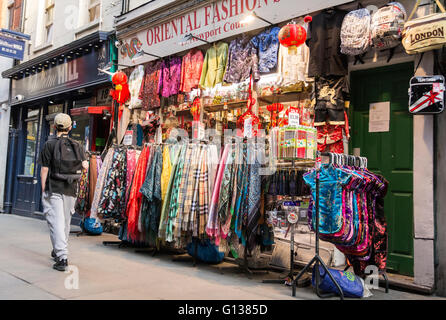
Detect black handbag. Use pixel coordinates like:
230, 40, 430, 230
409, 75, 445, 114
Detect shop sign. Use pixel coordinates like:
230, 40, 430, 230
120, 0, 352, 65
0, 35, 25, 60
96, 86, 113, 105
11, 43, 110, 105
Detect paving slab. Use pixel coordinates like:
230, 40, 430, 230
0, 214, 443, 300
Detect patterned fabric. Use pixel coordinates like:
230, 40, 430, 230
90, 148, 114, 220
124, 149, 138, 210
88, 155, 99, 210
221, 144, 237, 238
250, 27, 281, 73
158, 146, 181, 240
126, 146, 151, 241
158, 56, 182, 98
189, 148, 203, 235
161, 146, 172, 202
127, 65, 145, 109
166, 145, 186, 242
182, 146, 201, 232
277, 43, 309, 86
207, 144, 219, 197
199, 42, 228, 88
304, 165, 351, 234
75, 167, 89, 217
139, 60, 162, 110
97, 148, 127, 219
246, 152, 262, 252
176, 145, 196, 239
198, 149, 209, 238
140, 146, 162, 246
206, 144, 229, 240
180, 49, 204, 93
223, 35, 260, 83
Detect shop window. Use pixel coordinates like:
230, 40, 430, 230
23, 110, 40, 177
46, 104, 64, 137
8, 0, 22, 32
70, 115, 89, 151
88, 0, 100, 23
44, 0, 54, 44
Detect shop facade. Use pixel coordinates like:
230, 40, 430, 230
2, 31, 115, 219
112, 0, 442, 293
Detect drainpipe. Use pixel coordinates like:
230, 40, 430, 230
3, 80, 15, 214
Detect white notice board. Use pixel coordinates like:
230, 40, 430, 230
369, 102, 390, 133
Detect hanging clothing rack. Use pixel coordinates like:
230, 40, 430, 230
291, 151, 345, 299
291, 152, 389, 298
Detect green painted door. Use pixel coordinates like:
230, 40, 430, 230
350, 63, 414, 276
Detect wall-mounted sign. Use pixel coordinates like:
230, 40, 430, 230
0, 35, 25, 60
11, 43, 109, 105
409, 75, 445, 114
369, 102, 390, 133
119, 0, 353, 66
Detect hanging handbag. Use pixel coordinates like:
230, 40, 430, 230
402, 0, 446, 54
409, 75, 445, 114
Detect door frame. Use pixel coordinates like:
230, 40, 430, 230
349, 62, 414, 276
348, 56, 435, 288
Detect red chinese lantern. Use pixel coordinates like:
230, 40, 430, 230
278, 16, 312, 48
110, 71, 130, 105
267, 103, 284, 128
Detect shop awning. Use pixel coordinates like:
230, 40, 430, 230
2, 31, 113, 79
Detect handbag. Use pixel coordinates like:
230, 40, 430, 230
80, 217, 103, 235
402, 0, 446, 54
409, 75, 445, 114
312, 265, 364, 298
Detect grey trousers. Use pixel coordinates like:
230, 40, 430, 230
42, 191, 76, 260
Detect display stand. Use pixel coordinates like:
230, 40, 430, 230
291, 152, 345, 300
262, 220, 296, 285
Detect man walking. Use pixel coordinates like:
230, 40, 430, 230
38, 113, 87, 271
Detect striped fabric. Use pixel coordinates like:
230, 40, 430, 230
198, 148, 209, 238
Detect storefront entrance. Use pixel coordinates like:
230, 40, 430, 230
350, 62, 414, 276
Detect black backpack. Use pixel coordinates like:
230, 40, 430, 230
50, 136, 84, 184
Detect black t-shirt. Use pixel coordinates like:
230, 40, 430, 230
306, 9, 348, 77
38, 135, 86, 197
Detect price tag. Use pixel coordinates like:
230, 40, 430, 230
198, 123, 205, 140
244, 118, 253, 138
287, 212, 299, 224
123, 130, 133, 145
288, 111, 300, 126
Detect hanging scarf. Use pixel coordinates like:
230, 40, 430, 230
126, 145, 150, 241
206, 144, 229, 240
159, 146, 182, 241
90, 148, 114, 220
166, 145, 187, 243
140, 146, 162, 247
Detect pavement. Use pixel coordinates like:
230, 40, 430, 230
0, 214, 444, 300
